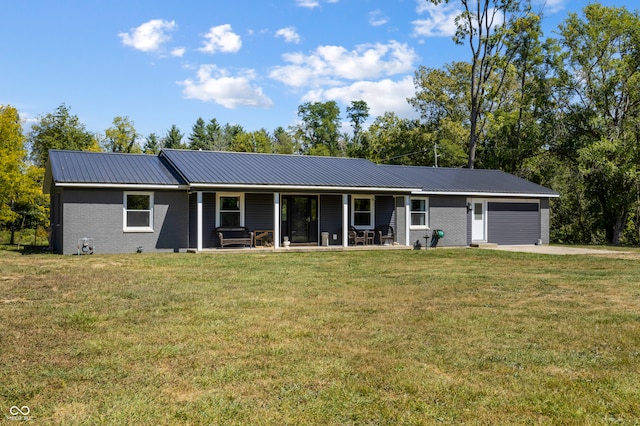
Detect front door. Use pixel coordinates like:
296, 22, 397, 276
471, 199, 486, 241
282, 196, 318, 244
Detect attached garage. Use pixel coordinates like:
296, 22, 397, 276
487, 202, 540, 245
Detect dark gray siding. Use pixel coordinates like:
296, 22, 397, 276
203, 193, 217, 248
396, 196, 407, 246
541, 198, 550, 244
428, 196, 468, 247
61, 189, 188, 254
188, 193, 197, 249
375, 196, 396, 244
49, 189, 64, 253
487, 202, 540, 245
320, 195, 342, 245
246, 193, 274, 230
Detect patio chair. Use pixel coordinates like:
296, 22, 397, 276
375, 225, 395, 245
348, 226, 367, 245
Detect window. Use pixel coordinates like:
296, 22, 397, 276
410, 197, 429, 229
123, 192, 153, 232
352, 196, 374, 229
216, 193, 244, 227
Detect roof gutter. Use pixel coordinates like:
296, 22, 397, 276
412, 190, 560, 198
188, 183, 419, 193
53, 183, 190, 190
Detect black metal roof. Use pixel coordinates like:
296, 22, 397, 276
160, 149, 416, 190
46, 149, 557, 197
381, 165, 559, 196
47, 150, 185, 188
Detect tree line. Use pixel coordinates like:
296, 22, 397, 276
2, 1, 640, 246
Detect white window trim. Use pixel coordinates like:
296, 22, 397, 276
410, 196, 430, 230
216, 193, 245, 227
123, 191, 154, 233
351, 195, 375, 230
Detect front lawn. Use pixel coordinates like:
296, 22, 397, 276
1, 249, 638, 424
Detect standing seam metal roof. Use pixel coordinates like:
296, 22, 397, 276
48, 150, 185, 186
380, 164, 559, 196
160, 149, 417, 189
46, 149, 558, 196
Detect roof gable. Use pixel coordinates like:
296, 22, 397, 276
46, 150, 185, 192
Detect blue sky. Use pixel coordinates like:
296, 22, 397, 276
2, 0, 637, 140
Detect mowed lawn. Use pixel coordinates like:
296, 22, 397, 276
1, 248, 639, 425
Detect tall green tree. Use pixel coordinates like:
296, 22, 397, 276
363, 112, 433, 166
163, 125, 184, 149
0, 105, 48, 244
230, 129, 273, 153
346, 100, 369, 157
294, 101, 342, 156
424, 0, 533, 168
0, 105, 27, 226
29, 103, 99, 168
553, 3, 640, 245
143, 133, 161, 154
272, 127, 296, 154
409, 62, 473, 167
219, 123, 244, 151
104, 116, 140, 153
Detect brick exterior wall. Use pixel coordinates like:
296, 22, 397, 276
60, 188, 188, 255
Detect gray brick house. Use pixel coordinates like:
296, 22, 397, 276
44, 149, 558, 254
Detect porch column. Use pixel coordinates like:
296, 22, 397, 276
404, 195, 411, 247
197, 191, 203, 251
342, 194, 349, 247
273, 192, 280, 249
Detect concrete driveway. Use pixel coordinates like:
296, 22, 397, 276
485, 245, 631, 256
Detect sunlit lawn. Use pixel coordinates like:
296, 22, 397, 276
1, 248, 639, 424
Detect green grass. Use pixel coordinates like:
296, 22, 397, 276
1, 249, 639, 424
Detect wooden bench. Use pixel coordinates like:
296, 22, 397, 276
216, 226, 253, 248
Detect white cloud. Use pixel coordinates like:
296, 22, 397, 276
296, 0, 319, 8
369, 10, 389, 27
269, 41, 417, 88
534, 0, 565, 14
179, 64, 273, 109
412, 2, 459, 37
199, 24, 242, 54
296, 0, 337, 8
275, 27, 301, 44
119, 19, 177, 52
171, 47, 186, 57
301, 76, 417, 120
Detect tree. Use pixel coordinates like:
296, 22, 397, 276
163, 125, 184, 149
0, 105, 27, 227
143, 133, 161, 154
409, 62, 473, 167
272, 127, 296, 154
482, 11, 553, 173
346, 100, 369, 156
424, 0, 531, 168
230, 129, 273, 153
294, 101, 342, 156
0, 106, 48, 245
553, 4, 640, 245
104, 116, 141, 153
29, 103, 99, 168
219, 123, 244, 151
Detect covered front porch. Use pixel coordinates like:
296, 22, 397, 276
190, 191, 413, 251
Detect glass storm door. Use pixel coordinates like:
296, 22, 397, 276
472, 199, 486, 241
282, 196, 318, 244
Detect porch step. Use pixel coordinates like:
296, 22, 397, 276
470, 242, 498, 249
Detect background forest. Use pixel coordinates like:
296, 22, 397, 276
2, 2, 640, 247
